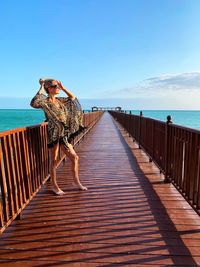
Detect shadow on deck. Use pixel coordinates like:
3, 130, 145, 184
0, 112, 200, 266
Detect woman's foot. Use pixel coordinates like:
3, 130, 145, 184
52, 187, 66, 195
72, 182, 88, 191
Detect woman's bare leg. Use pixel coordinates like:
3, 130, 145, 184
49, 143, 65, 194
60, 144, 87, 190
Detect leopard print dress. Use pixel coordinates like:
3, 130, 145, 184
30, 93, 83, 148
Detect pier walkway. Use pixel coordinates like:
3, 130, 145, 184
1, 112, 200, 266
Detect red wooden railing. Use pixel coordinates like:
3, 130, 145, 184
0, 111, 103, 233
109, 111, 200, 215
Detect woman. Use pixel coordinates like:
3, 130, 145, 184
30, 78, 87, 195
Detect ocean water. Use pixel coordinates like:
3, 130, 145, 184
0, 109, 200, 132
129, 110, 200, 130
0, 109, 45, 132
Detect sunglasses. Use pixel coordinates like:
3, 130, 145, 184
49, 84, 59, 88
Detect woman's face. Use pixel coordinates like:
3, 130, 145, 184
47, 80, 60, 95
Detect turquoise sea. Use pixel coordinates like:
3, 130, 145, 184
0, 109, 45, 132
0, 109, 200, 132
130, 110, 200, 130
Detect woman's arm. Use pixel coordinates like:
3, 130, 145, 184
38, 79, 45, 95
30, 79, 46, 108
57, 81, 76, 100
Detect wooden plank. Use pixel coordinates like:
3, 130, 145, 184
1, 136, 14, 217
41, 125, 48, 177
11, 133, 23, 209
7, 134, 19, 212
0, 139, 9, 224
0, 141, 5, 227
32, 128, 40, 188
0, 202, 3, 228
15, 132, 26, 203
27, 128, 37, 193
39, 126, 45, 182
20, 131, 31, 199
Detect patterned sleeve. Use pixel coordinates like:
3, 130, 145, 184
58, 96, 84, 133
30, 93, 47, 109
66, 97, 82, 111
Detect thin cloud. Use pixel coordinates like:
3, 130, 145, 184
112, 72, 200, 97
144, 72, 200, 90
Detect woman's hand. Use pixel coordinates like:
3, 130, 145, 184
57, 81, 64, 90
38, 79, 45, 95
39, 79, 44, 86
57, 81, 76, 99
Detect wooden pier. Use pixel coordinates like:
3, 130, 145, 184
1, 112, 200, 266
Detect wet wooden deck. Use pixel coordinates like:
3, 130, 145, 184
1, 112, 200, 266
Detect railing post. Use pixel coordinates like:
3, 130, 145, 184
82, 109, 85, 140
164, 115, 172, 183
129, 111, 132, 137
138, 111, 143, 149
124, 111, 126, 132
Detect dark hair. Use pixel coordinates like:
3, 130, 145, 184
44, 79, 54, 94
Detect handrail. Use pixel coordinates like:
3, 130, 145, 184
0, 111, 103, 233
109, 111, 200, 215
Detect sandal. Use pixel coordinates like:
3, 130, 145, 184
52, 188, 66, 195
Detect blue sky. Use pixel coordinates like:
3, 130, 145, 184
1, 0, 200, 109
